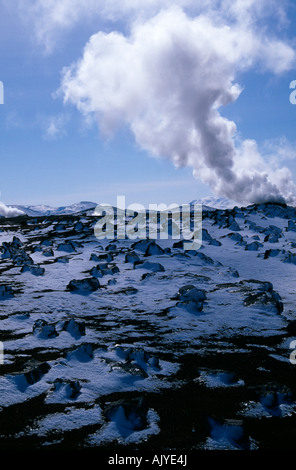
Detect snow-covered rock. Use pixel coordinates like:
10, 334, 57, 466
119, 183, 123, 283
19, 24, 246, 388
62, 318, 86, 338
33, 319, 58, 338
245, 241, 263, 251
0, 284, 13, 298
104, 398, 149, 432
21, 264, 45, 276
174, 284, 207, 313
134, 261, 165, 272
67, 277, 100, 293
12, 362, 51, 392
125, 251, 140, 264
57, 242, 76, 253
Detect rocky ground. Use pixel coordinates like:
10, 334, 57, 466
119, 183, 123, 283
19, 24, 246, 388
0, 202, 296, 451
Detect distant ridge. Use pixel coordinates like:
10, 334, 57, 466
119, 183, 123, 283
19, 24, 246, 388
190, 196, 236, 210
8, 197, 238, 217
8, 201, 97, 217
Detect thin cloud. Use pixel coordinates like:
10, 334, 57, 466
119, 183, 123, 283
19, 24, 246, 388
42, 113, 69, 140
11, 0, 290, 53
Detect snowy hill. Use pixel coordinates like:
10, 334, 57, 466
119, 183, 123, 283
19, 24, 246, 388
190, 196, 237, 210
7, 197, 236, 218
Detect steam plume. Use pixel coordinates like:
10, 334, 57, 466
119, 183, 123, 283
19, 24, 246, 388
60, 5, 296, 205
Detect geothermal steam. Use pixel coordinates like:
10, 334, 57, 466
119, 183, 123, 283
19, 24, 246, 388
61, 7, 296, 205
0, 202, 24, 217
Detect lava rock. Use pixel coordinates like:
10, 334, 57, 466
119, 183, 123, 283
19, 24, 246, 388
175, 284, 207, 313
131, 239, 153, 253
67, 343, 94, 362
264, 249, 281, 259
62, 318, 86, 338
104, 397, 149, 432
57, 242, 76, 253
110, 362, 148, 378
13, 362, 51, 392
21, 264, 45, 276
283, 252, 296, 265
177, 284, 207, 302
202, 228, 213, 242
227, 232, 244, 243
90, 253, 113, 262
33, 319, 58, 338
67, 277, 100, 292
125, 251, 140, 263
245, 241, 263, 251
244, 289, 283, 314
134, 261, 165, 272
43, 248, 54, 257
144, 241, 165, 256
209, 239, 222, 246
52, 379, 81, 399
287, 320, 296, 335
105, 243, 117, 251
91, 263, 119, 277
0, 284, 14, 298
12, 236, 23, 248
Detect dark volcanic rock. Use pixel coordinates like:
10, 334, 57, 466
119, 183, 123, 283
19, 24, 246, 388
62, 318, 86, 338
67, 343, 94, 362
125, 251, 140, 263
104, 397, 149, 432
174, 284, 207, 313
0, 284, 14, 298
245, 241, 263, 251
52, 379, 81, 399
144, 241, 165, 256
134, 261, 165, 272
90, 252, 113, 262
243, 288, 283, 313
21, 264, 45, 276
13, 362, 51, 392
67, 277, 100, 292
287, 320, 296, 335
57, 242, 76, 253
33, 319, 58, 338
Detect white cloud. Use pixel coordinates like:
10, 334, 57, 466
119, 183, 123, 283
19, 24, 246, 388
13, 0, 195, 53
59, 7, 296, 205
261, 137, 296, 162
0, 202, 25, 217
11, 0, 290, 53
43, 113, 69, 140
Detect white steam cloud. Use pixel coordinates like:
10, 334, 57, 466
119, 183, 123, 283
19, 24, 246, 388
12, 0, 290, 54
59, 5, 296, 205
0, 202, 25, 218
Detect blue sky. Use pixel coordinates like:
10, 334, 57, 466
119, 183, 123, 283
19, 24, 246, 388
1, 0, 296, 208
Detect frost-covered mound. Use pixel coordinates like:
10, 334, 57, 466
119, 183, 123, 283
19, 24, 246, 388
0, 202, 296, 450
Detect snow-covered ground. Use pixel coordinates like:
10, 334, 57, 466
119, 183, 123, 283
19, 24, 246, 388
0, 202, 296, 450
